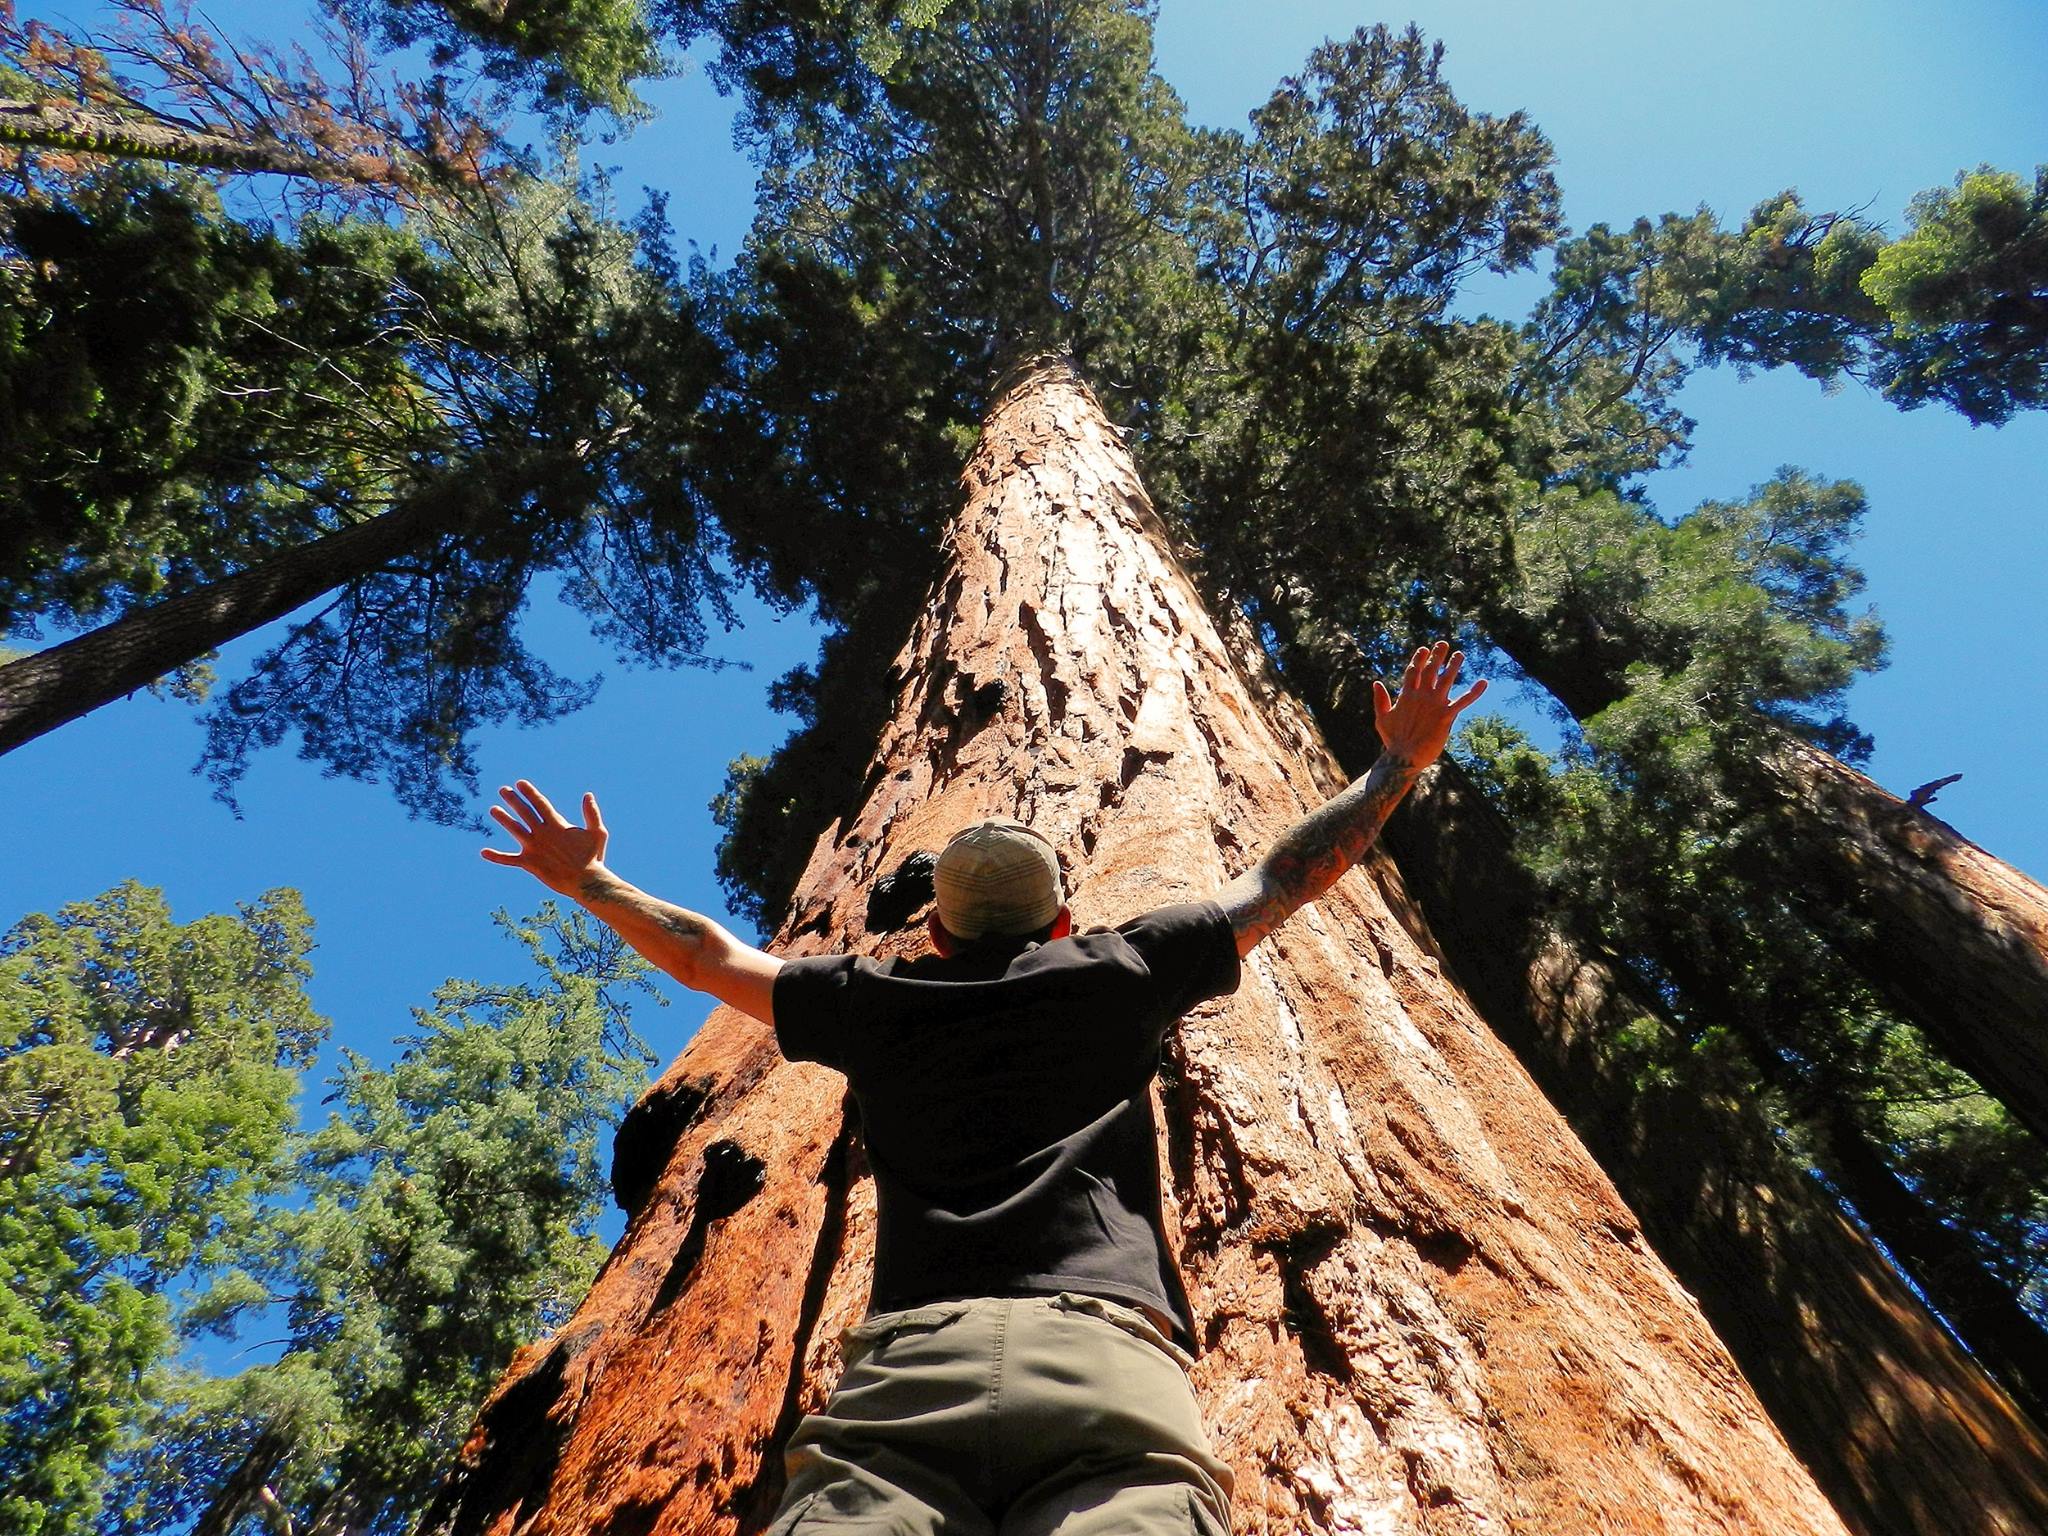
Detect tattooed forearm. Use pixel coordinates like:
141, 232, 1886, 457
574, 867, 722, 983
1219, 752, 1423, 955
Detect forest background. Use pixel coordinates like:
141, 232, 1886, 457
8, 0, 2045, 1133
1, 0, 2044, 1530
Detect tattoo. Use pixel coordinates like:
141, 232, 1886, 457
1220, 752, 1421, 953
656, 906, 712, 945
576, 869, 629, 907
577, 868, 714, 964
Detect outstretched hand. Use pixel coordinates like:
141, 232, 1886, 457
1372, 641, 1487, 769
481, 779, 608, 895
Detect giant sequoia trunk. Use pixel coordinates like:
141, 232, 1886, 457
1380, 759, 2048, 1536
1759, 732, 2048, 1145
1487, 611, 2048, 1145
420, 358, 1849, 1535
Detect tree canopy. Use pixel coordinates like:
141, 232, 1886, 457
4, 0, 2046, 1505
0, 881, 322, 1534
676, 0, 2048, 1414
0, 888, 655, 1536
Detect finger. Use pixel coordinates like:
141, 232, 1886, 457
1437, 648, 1465, 694
1373, 679, 1394, 716
1451, 678, 1488, 712
498, 785, 541, 834
517, 778, 569, 828
1404, 646, 1429, 695
583, 791, 606, 834
480, 846, 523, 865
489, 804, 534, 843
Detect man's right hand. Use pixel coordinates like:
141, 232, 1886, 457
482, 779, 784, 1024
482, 779, 609, 896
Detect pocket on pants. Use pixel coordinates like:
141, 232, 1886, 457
837, 1300, 975, 1369
765, 1491, 822, 1534
1046, 1291, 1195, 1371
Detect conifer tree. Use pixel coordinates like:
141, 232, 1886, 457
427, 352, 1865, 1536
0, 882, 323, 1535
108, 907, 656, 1536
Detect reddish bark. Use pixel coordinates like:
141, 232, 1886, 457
422, 357, 1847, 1534
1759, 734, 2048, 1144
1485, 607, 2048, 1145
1381, 759, 2048, 1536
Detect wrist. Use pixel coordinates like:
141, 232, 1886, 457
566, 863, 620, 902
1372, 747, 1423, 779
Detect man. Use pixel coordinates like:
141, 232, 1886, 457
483, 640, 1486, 1534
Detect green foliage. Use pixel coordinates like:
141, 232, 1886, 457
0, 882, 323, 1535
0, 0, 803, 819
6, 0, 2043, 1435
0, 885, 655, 1536
1501, 468, 1888, 756
185, 170, 745, 823
0, 173, 444, 635
337, 0, 671, 118
722, 0, 1212, 405
1690, 168, 2048, 426
1450, 687, 2048, 1331
680, 0, 2048, 1374
0, 153, 746, 822
711, 751, 779, 929
696, 12, 1563, 921
105, 904, 656, 1536
1858, 167, 2048, 424
331, 0, 966, 121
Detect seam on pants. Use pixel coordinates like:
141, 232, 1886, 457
985, 1298, 1010, 1504
1185, 1485, 1230, 1534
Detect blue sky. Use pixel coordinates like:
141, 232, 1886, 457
6, 0, 2044, 1119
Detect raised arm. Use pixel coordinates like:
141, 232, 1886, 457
482, 780, 781, 1023
1219, 641, 1486, 957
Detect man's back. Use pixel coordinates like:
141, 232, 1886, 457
773, 901, 1241, 1346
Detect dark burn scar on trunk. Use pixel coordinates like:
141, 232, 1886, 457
866, 850, 939, 933
653, 1139, 768, 1314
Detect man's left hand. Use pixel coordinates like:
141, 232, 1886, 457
1372, 641, 1487, 769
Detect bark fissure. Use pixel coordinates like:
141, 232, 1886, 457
738, 1104, 858, 1527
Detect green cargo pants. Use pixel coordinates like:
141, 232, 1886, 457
765, 1291, 1235, 1534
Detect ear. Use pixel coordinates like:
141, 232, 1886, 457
926, 909, 958, 957
1047, 905, 1073, 941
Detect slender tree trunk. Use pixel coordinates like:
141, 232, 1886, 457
191, 1431, 292, 1536
1761, 731, 2048, 1144
1487, 612, 2048, 1144
1378, 755, 2048, 1536
0, 99, 344, 180
0, 482, 471, 756
420, 357, 1847, 1535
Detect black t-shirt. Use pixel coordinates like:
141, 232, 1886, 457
772, 900, 1241, 1349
